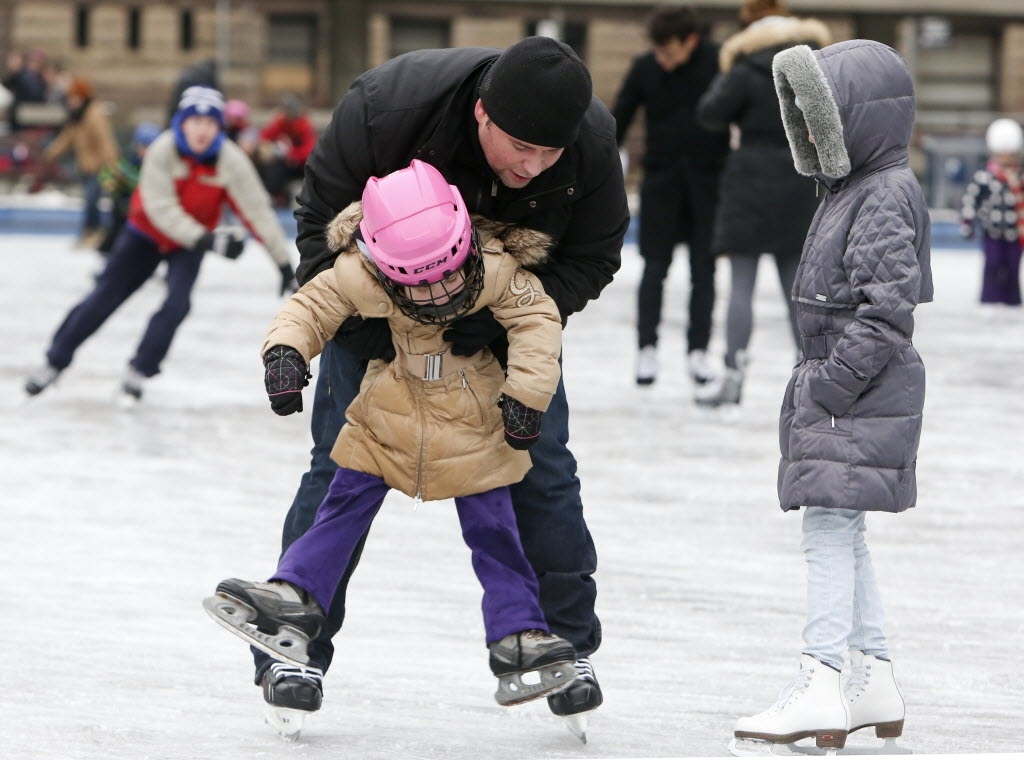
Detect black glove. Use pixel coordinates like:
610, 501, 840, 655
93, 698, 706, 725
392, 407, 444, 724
263, 345, 311, 416
442, 308, 506, 357
332, 316, 396, 363
499, 394, 543, 450
196, 229, 246, 259
279, 262, 298, 296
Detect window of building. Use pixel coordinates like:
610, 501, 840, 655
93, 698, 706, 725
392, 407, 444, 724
75, 5, 90, 48
388, 17, 450, 59
127, 7, 142, 50
181, 9, 194, 51
268, 14, 317, 65
526, 19, 588, 60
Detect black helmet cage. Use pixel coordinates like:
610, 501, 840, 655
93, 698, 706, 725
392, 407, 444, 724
356, 226, 485, 326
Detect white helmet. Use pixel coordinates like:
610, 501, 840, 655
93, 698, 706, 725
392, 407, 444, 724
985, 118, 1023, 155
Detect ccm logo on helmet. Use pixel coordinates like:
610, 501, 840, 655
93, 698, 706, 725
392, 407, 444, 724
413, 255, 449, 274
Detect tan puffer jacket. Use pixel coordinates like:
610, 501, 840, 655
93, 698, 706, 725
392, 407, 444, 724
262, 203, 563, 501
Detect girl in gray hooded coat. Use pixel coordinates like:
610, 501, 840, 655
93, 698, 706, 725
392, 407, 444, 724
730, 40, 933, 756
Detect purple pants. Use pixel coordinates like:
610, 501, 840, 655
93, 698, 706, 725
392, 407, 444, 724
273, 468, 549, 645
980, 237, 1022, 305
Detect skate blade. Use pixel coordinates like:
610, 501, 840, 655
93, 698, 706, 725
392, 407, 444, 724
202, 592, 311, 667
494, 661, 576, 707
563, 711, 592, 744
729, 737, 909, 757
263, 703, 306, 742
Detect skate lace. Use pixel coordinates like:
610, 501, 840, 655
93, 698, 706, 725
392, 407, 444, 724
268, 662, 324, 687
573, 657, 597, 684
843, 661, 870, 700
763, 668, 813, 714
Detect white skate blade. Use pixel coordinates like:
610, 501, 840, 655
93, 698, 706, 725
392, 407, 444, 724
562, 711, 592, 743
263, 703, 307, 742
202, 593, 311, 667
494, 660, 575, 706
729, 737, 910, 757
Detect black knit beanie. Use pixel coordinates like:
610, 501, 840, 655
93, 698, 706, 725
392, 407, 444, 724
479, 36, 593, 148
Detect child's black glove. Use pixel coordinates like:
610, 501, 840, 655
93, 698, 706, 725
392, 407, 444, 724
498, 394, 543, 450
332, 316, 396, 362
196, 229, 246, 259
279, 262, 298, 296
443, 308, 506, 357
263, 345, 311, 415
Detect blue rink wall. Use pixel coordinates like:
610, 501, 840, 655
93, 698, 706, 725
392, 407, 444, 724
0, 205, 976, 250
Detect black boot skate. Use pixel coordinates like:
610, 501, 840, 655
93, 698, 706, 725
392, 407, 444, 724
203, 578, 324, 667
260, 661, 323, 741
488, 629, 576, 706
548, 657, 603, 742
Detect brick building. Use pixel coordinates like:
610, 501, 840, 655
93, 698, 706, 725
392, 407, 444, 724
2, 1, 1023, 205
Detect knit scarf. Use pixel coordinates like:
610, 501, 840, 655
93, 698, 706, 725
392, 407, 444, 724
987, 159, 1024, 245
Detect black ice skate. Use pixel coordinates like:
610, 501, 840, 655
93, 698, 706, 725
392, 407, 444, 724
488, 629, 576, 706
547, 657, 603, 743
260, 662, 323, 741
203, 578, 324, 667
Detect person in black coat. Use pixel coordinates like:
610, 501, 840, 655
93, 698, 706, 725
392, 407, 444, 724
612, 6, 730, 388
695, 0, 830, 407
249, 37, 628, 740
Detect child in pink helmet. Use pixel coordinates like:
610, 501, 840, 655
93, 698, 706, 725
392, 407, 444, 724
205, 160, 576, 723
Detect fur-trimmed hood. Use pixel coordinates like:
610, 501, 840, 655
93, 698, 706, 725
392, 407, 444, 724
719, 16, 831, 73
324, 201, 552, 269
773, 39, 915, 180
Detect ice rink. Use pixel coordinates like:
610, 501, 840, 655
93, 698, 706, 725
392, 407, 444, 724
2, 233, 1022, 759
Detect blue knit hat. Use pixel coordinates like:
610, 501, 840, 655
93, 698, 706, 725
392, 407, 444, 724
171, 86, 226, 161
176, 85, 225, 126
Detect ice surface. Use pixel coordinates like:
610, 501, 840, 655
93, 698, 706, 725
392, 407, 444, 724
2, 234, 1022, 759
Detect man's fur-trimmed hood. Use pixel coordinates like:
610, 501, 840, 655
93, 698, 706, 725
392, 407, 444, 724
324, 201, 552, 268
719, 16, 831, 73
773, 39, 915, 180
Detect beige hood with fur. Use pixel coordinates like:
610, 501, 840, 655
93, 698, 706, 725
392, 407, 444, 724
262, 203, 563, 501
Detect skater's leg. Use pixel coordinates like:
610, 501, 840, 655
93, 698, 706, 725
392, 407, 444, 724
848, 518, 889, 659
128, 245, 204, 377
509, 370, 601, 657
682, 164, 720, 354
45, 229, 161, 370
723, 254, 758, 370
800, 507, 862, 672
272, 468, 389, 613
454, 486, 548, 644
253, 341, 367, 680
636, 168, 681, 349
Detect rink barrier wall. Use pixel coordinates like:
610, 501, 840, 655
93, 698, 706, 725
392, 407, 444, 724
0, 204, 976, 251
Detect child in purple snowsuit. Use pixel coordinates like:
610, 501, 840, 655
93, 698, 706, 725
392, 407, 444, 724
204, 161, 576, 721
959, 117, 1023, 306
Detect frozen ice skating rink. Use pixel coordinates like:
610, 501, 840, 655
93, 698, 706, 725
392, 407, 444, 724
2, 234, 1022, 760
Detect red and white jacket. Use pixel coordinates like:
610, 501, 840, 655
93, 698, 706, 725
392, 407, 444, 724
127, 131, 292, 265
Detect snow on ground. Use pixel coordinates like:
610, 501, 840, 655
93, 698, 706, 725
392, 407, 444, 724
1, 234, 1022, 759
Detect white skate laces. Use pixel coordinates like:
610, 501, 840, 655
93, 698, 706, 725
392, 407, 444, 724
843, 657, 871, 700
760, 666, 814, 715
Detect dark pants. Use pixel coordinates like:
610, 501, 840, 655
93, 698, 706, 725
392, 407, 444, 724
253, 341, 601, 682
45, 227, 204, 377
273, 468, 548, 644
637, 160, 721, 353
980, 237, 1022, 306
81, 173, 103, 232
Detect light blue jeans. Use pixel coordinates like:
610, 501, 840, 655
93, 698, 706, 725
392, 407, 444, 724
801, 507, 889, 671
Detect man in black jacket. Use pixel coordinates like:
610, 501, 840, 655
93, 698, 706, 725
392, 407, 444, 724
255, 36, 628, 739
612, 6, 729, 389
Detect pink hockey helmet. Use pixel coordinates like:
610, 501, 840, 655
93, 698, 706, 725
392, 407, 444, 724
358, 160, 483, 325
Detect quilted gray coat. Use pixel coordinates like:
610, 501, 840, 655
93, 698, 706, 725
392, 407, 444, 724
771, 40, 934, 512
